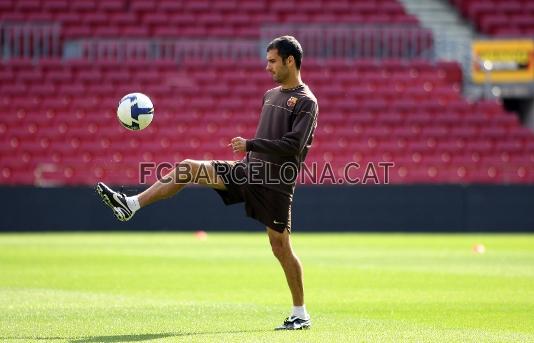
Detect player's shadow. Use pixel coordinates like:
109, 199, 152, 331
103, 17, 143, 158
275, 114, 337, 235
0, 329, 270, 342
68, 329, 269, 342
70, 333, 177, 342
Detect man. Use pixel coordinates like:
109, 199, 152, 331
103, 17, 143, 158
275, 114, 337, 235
96, 36, 318, 330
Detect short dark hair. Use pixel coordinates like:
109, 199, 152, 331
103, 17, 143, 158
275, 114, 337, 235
267, 36, 303, 70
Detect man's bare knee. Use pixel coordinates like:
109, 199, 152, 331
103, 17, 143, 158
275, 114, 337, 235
174, 159, 226, 190
174, 159, 197, 184
271, 242, 290, 260
180, 159, 197, 171
268, 228, 291, 260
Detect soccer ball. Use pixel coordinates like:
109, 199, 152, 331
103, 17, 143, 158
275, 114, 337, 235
117, 92, 154, 130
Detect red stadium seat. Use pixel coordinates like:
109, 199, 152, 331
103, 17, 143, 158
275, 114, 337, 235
451, 0, 534, 36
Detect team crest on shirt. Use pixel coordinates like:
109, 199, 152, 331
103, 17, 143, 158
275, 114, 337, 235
287, 96, 298, 108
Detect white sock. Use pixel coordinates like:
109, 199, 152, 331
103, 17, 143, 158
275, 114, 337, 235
125, 195, 140, 212
292, 305, 310, 320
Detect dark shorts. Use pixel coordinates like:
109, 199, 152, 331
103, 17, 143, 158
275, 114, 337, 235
211, 160, 293, 233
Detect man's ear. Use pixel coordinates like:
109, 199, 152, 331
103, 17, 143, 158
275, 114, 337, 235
287, 55, 295, 67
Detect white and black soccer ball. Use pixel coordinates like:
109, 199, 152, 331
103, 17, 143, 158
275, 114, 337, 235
117, 92, 154, 130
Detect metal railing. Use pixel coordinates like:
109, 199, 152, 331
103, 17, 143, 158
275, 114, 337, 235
65, 39, 260, 61
65, 26, 435, 62
0, 21, 61, 60
261, 25, 435, 60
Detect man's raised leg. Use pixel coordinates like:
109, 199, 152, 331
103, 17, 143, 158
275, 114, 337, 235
138, 159, 226, 207
96, 159, 226, 221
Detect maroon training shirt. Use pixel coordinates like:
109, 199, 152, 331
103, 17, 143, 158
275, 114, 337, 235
245, 84, 318, 195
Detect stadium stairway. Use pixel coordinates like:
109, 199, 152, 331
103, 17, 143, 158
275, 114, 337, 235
401, 0, 476, 40
399, 0, 475, 84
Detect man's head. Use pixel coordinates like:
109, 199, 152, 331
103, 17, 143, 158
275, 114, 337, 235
266, 36, 303, 84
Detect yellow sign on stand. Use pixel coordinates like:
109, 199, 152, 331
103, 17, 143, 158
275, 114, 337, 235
472, 40, 534, 84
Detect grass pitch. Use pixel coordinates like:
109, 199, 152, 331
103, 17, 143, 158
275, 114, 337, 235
0, 232, 533, 342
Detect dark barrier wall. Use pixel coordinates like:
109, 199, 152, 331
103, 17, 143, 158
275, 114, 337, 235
1, 185, 533, 232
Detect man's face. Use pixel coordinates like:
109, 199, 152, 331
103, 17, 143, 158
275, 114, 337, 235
266, 49, 290, 84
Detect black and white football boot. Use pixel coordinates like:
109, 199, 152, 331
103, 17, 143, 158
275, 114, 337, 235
95, 182, 135, 221
274, 316, 311, 330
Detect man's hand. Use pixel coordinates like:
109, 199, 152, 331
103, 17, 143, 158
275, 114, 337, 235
229, 137, 247, 153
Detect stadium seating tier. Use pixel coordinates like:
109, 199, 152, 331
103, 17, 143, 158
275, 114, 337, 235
1, 0, 533, 185
1, 0, 419, 38
1, 58, 533, 186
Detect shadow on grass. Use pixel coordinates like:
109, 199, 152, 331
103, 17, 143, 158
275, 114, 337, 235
70, 329, 270, 342
1, 329, 271, 342
70, 333, 178, 342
